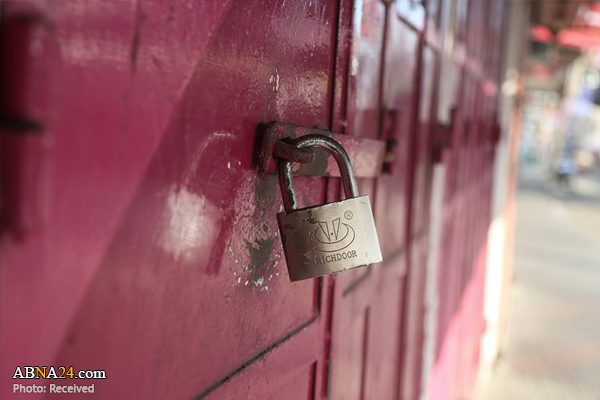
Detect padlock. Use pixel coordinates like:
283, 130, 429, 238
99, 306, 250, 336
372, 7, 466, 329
277, 134, 382, 281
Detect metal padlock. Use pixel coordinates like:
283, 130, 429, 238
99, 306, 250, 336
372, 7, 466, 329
277, 134, 382, 281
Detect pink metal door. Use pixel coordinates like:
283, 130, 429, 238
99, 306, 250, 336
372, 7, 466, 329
1, 0, 512, 399
1, 1, 339, 399
327, 1, 403, 399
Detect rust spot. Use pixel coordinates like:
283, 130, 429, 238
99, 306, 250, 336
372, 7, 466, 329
253, 173, 277, 203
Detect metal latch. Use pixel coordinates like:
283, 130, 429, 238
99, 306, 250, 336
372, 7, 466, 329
259, 122, 387, 178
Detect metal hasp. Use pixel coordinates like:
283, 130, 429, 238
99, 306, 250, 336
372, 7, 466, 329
260, 121, 387, 178
273, 140, 316, 165
276, 134, 382, 282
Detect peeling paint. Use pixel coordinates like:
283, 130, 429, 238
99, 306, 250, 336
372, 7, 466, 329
244, 236, 277, 288
269, 69, 280, 92
228, 171, 282, 294
253, 173, 277, 203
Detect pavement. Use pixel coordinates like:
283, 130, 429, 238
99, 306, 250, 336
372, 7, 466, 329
475, 164, 600, 400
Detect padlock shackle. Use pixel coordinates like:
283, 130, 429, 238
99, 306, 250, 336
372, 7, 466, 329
279, 134, 359, 212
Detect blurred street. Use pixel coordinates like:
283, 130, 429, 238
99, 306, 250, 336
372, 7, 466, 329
476, 165, 600, 400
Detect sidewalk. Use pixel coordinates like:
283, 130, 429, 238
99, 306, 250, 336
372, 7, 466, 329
475, 167, 600, 400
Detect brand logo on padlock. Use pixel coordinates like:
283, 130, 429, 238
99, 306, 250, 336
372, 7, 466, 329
309, 217, 355, 252
276, 134, 382, 282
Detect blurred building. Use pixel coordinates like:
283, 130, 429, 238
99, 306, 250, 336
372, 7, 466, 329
522, 3, 600, 171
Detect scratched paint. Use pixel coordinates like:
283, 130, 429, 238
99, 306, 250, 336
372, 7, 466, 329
244, 235, 277, 291
269, 69, 280, 92
254, 173, 278, 203
229, 171, 284, 292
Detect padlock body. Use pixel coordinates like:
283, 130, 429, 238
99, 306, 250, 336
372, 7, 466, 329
277, 196, 382, 281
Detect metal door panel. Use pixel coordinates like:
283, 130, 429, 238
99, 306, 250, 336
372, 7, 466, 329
400, 235, 429, 400
329, 306, 370, 400
1, 2, 234, 397
346, 0, 386, 140
0, 1, 232, 390
362, 273, 405, 400
327, 3, 406, 399
265, 368, 314, 400
375, 17, 419, 268
329, 6, 422, 399
204, 320, 321, 400
2, 1, 338, 399
329, 235, 407, 400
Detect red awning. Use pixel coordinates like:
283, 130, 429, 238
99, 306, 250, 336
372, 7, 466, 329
557, 27, 600, 49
